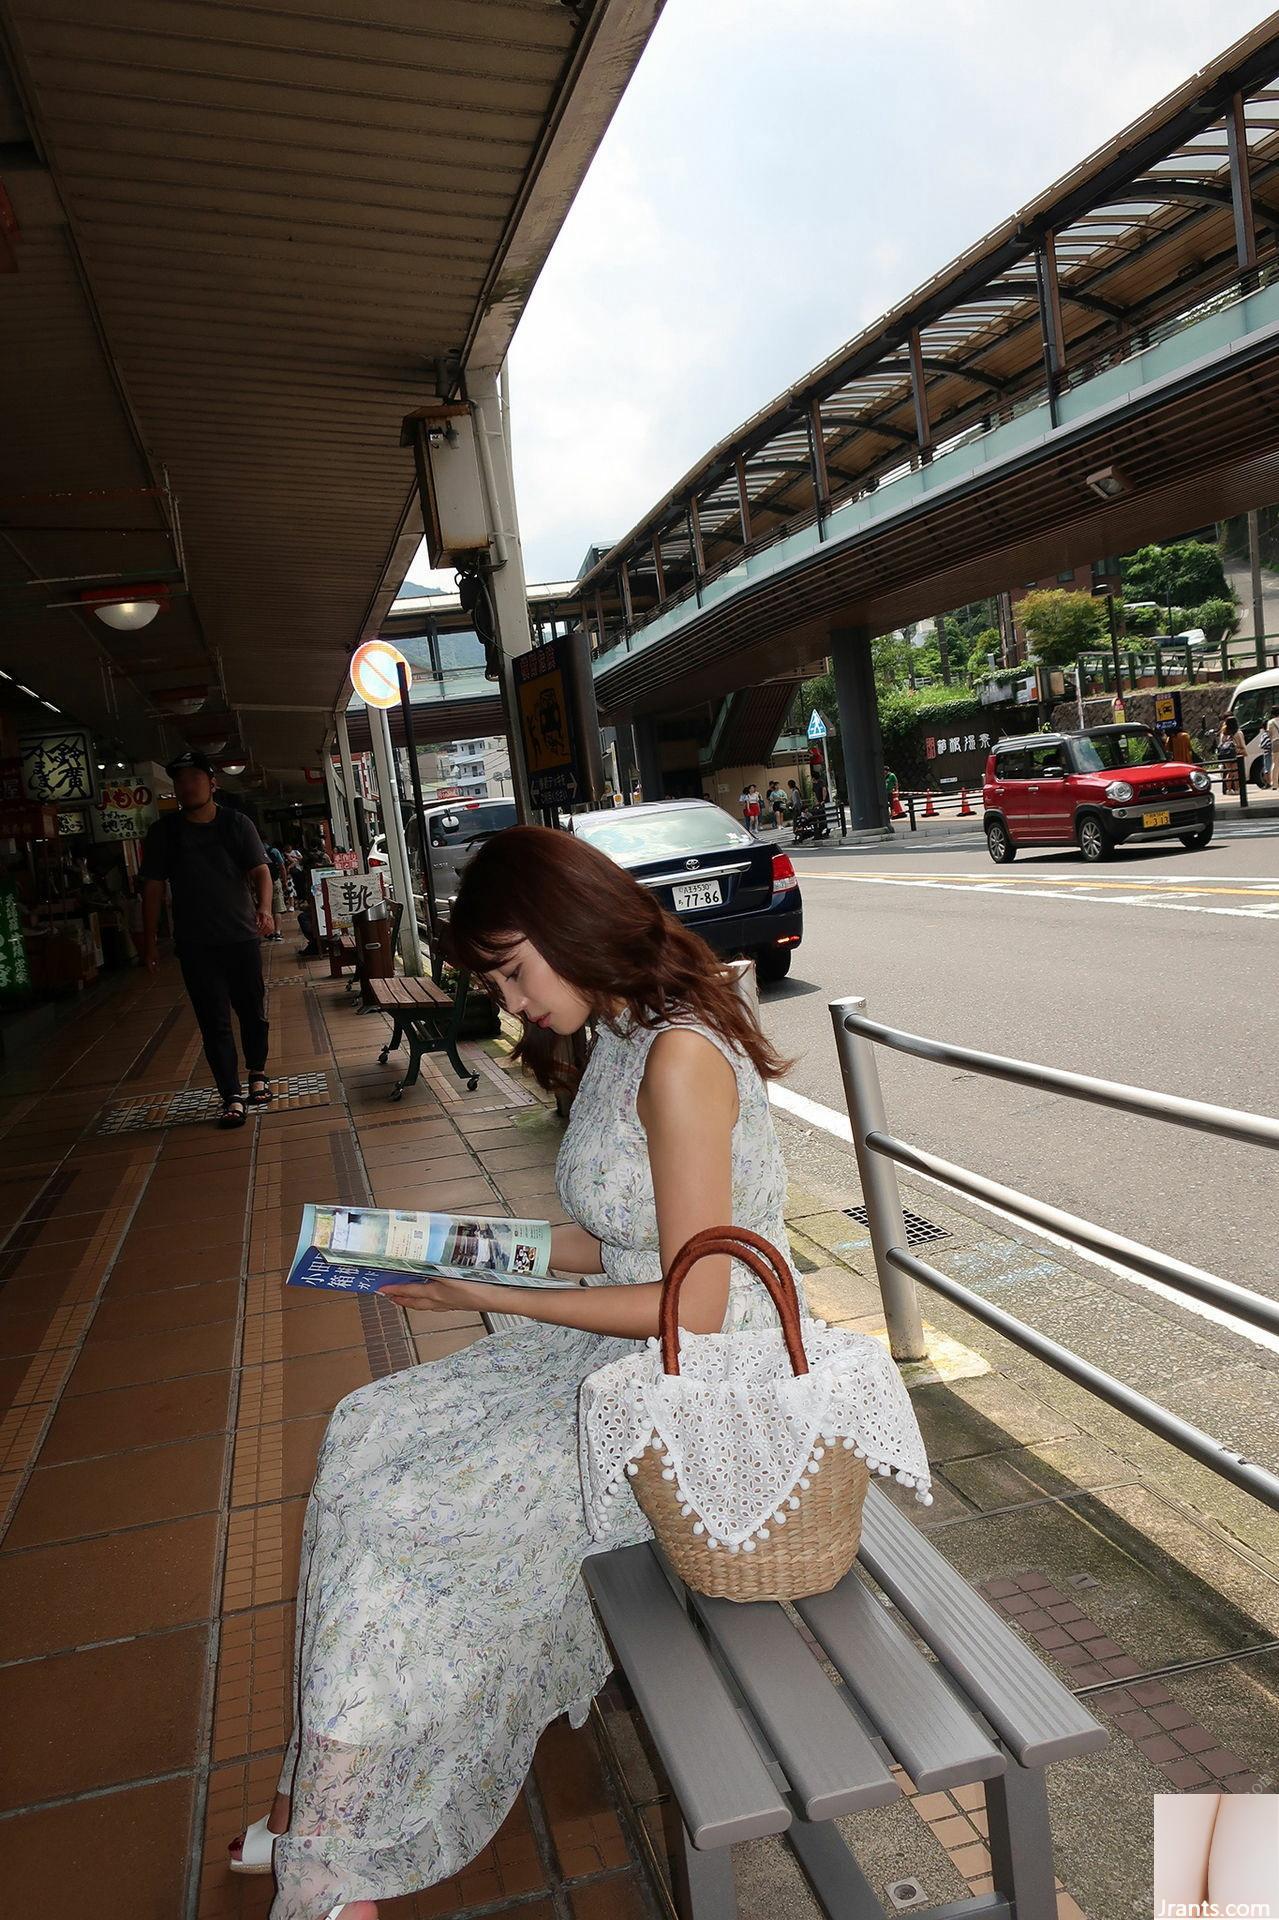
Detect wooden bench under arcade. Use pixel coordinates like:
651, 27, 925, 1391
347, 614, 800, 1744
584, 1484, 1108, 1920
369, 970, 476, 1100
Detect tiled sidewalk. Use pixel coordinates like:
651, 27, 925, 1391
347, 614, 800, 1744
0, 950, 661, 1920
4, 949, 1274, 1920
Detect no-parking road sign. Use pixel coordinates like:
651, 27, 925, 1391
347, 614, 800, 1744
349, 640, 410, 709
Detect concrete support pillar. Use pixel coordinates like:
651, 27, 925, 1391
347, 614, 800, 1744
830, 626, 890, 834
631, 714, 663, 803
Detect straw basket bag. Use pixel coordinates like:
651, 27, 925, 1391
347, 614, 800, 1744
578, 1225, 934, 1605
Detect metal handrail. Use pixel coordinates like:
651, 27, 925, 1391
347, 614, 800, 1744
829, 994, 1279, 1514
842, 1009, 1279, 1151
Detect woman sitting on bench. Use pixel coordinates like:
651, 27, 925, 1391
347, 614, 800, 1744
231, 824, 809, 1920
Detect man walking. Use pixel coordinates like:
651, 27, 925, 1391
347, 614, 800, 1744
140, 750, 275, 1129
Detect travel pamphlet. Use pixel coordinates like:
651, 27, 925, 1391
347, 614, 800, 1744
287, 1204, 570, 1295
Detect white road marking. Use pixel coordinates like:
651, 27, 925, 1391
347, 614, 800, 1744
801, 871, 1279, 919
769, 1082, 1279, 1356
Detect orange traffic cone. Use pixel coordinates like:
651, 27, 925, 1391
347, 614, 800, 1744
958, 787, 973, 817
923, 792, 937, 818
890, 789, 905, 819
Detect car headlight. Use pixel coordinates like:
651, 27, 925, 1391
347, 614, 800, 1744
1189, 768, 1211, 792
1104, 781, 1133, 803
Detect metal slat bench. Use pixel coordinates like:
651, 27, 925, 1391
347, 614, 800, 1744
583, 1485, 1107, 1920
370, 970, 476, 1099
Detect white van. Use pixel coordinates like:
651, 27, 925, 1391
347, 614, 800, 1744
1230, 666, 1279, 786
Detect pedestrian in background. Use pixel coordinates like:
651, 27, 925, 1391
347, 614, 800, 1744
767, 781, 786, 829
1167, 725, 1194, 764
1217, 715, 1240, 793
1266, 708, 1279, 789
739, 783, 762, 836
139, 750, 274, 1129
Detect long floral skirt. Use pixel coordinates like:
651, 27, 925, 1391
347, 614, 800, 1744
267, 1321, 649, 1920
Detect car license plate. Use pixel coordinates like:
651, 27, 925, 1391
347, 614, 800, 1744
672, 879, 722, 911
1141, 810, 1171, 829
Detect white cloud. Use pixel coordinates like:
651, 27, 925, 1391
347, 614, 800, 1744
412, 0, 1272, 587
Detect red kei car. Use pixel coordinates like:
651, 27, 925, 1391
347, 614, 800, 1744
982, 725, 1215, 863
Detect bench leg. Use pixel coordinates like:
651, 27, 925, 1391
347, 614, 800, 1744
443, 1016, 478, 1092
377, 1014, 404, 1066
670, 1815, 737, 1920
984, 1760, 1057, 1920
391, 1020, 426, 1100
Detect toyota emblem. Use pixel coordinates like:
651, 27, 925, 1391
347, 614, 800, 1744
684, 857, 700, 869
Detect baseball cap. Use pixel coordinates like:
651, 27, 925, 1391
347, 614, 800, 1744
165, 748, 215, 777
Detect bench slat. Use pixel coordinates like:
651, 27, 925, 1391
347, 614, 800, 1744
687, 1585, 900, 1819
857, 1488, 1110, 1767
583, 1546, 792, 1849
796, 1569, 1004, 1793
401, 977, 452, 1006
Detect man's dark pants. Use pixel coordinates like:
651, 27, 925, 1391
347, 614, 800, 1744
179, 941, 269, 1100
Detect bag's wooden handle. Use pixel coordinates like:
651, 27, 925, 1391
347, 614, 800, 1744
659, 1226, 809, 1377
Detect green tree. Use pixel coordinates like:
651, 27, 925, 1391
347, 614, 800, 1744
1120, 540, 1230, 608
1187, 596, 1239, 643
1016, 589, 1107, 669
964, 627, 1002, 682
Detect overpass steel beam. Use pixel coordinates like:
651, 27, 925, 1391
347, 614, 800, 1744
830, 627, 890, 835
907, 329, 931, 463
806, 399, 831, 536
687, 498, 705, 606
735, 455, 753, 545
1035, 235, 1067, 427
1227, 91, 1259, 274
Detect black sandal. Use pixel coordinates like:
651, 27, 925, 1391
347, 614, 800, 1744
246, 1074, 272, 1110
217, 1098, 247, 1130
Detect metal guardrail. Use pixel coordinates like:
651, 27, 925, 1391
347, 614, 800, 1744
829, 995, 1279, 1514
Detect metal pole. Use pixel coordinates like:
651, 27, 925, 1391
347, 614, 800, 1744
367, 703, 424, 976
1106, 593, 1123, 696
829, 995, 925, 1362
335, 710, 367, 865
1248, 509, 1267, 674
468, 362, 535, 823
321, 730, 350, 851
396, 660, 441, 968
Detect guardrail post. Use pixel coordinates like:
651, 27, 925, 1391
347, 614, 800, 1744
829, 996, 926, 1361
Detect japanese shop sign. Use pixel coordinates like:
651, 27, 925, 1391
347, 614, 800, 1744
515, 639, 581, 808
91, 781, 157, 844
0, 757, 23, 804
925, 730, 992, 760
320, 869, 390, 935
0, 881, 30, 1002
58, 809, 88, 837
0, 802, 58, 841
19, 729, 98, 805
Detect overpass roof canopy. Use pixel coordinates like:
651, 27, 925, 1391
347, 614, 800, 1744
577, 17, 1279, 649
0, 0, 662, 785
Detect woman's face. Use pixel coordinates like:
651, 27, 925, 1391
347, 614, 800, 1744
489, 934, 592, 1036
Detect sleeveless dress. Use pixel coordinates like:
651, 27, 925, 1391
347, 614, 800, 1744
269, 1011, 805, 1919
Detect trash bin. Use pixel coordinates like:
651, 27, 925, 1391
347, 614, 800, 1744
353, 902, 394, 1006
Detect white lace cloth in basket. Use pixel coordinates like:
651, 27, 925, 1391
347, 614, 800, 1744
579, 1322, 933, 1552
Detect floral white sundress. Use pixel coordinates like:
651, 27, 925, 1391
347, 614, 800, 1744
269, 1011, 803, 1919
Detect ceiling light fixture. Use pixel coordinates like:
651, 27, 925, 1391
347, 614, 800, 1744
79, 583, 170, 631
152, 686, 207, 717
220, 762, 247, 776
1084, 464, 1131, 501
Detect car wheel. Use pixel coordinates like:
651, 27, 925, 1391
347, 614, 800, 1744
1179, 825, 1213, 850
755, 948, 793, 984
1078, 815, 1112, 862
986, 820, 1016, 863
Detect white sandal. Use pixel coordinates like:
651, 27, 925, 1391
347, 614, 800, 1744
227, 1812, 276, 1875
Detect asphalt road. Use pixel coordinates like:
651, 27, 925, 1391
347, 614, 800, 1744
754, 817, 1278, 1293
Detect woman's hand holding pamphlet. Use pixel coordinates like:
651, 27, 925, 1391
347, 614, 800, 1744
287, 1205, 574, 1295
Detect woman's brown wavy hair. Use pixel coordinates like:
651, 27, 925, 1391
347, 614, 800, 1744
444, 824, 791, 1093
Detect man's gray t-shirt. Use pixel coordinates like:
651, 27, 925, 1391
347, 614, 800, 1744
139, 806, 269, 951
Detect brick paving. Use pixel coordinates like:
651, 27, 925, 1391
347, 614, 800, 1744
5, 943, 1269, 1918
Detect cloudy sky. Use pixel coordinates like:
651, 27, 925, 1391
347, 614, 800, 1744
411, 0, 1272, 590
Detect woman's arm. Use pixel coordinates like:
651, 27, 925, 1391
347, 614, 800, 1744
550, 1222, 603, 1274
378, 1030, 739, 1338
